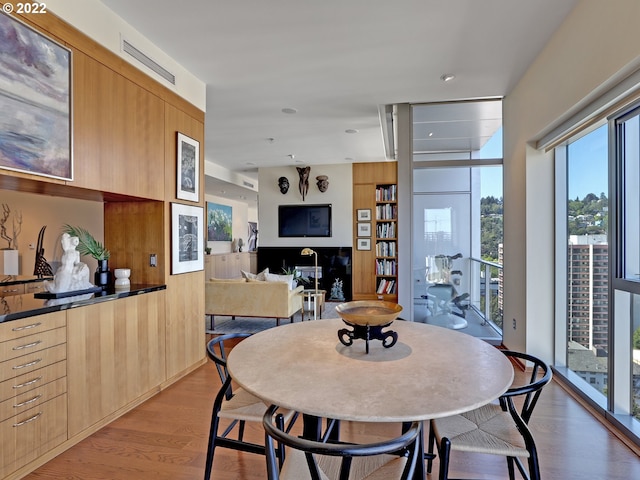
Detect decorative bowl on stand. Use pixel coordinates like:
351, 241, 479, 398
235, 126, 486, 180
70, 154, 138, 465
335, 300, 403, 353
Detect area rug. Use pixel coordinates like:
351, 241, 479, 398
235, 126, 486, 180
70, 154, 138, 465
206, 301, 341, 334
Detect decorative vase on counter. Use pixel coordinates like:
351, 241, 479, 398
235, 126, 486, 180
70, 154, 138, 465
0, 249, 19, 276
114, 268, 131, 290
94, 259, 111, 288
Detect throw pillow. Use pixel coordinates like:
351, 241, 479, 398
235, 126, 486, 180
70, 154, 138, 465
242, 267, 269, 281
264, 272, 295, 290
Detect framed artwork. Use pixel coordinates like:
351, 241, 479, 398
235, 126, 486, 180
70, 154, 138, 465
0, 12, 72, 180
207, 202, 233, 241
171, 203, 204, 274
357, 209, 371, 221
357, 238, 371, 251
177, 132, 200, 201
357, 222, 371, 237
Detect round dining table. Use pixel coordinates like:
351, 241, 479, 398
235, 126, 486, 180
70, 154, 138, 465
227, 318, 514, 423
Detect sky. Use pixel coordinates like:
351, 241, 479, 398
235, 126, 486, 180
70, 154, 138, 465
477, 124, 610, 200
567, 124, 608, 200
479, 128, 503, 198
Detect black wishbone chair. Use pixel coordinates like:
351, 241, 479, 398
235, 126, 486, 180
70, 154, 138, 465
427, 350, 552, 480
263, 404, 422, 480
204, 334, 298, 480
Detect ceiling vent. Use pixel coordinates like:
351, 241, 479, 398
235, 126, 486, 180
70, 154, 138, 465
243, 180, 255, 188
122, 38, 176, 85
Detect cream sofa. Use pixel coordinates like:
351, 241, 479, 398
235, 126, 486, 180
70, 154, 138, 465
205, 278, 304, 330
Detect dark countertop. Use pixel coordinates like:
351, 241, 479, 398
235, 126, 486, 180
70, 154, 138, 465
0, 275, 53, 286
0, 284, 167, 323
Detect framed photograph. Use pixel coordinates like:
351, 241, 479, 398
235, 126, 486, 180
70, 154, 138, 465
171, 203, 204, 274
357, 238, 371, 251
207, 201, 233, 241
357, 209, 371, 221
357, 222, 371, 237
0, 12, 72, 180
177, 132, 200, 202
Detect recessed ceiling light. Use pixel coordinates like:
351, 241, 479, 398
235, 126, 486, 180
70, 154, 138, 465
428, 132, 434, 137
345, 157, 354, 162
266, 137, 275, 144
440, 73, 456, 82
281, 107, 297, 114
345, 129, 359, 134
246, 162, 256, 166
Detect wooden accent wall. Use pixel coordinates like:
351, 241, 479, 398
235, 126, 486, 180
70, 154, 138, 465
0, 7, 207, 479
163, 104, 206, 380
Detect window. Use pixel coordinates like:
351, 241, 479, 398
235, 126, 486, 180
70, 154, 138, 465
563, 124, 609, 400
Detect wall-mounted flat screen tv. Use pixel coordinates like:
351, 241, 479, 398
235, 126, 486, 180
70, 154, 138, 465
278, 204, 332, 237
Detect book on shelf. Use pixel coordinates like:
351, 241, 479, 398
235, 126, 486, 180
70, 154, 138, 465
376, 204, 398, 220
376, 278, 396, 294
375, 185, 397, 202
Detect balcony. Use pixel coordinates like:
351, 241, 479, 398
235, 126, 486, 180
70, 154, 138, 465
413, 256, 503, 345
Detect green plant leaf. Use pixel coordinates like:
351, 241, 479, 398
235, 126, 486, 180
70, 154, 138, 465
62, 224, 110, 260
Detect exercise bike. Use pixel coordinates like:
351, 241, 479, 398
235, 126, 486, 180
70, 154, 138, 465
422, 253, 469, 330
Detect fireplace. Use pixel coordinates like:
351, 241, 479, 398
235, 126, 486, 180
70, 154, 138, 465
257, 246, 352, 301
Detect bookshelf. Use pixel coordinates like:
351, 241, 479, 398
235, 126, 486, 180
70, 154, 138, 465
375, 184, 398, 298
352, 161, 398, 302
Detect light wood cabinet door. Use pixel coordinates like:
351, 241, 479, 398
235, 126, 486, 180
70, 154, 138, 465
165, 273, 204, 380
66, 292, 166, 436
73, 51, 165, 199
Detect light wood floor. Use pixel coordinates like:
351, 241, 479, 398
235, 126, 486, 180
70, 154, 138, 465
24, 338, 640, 480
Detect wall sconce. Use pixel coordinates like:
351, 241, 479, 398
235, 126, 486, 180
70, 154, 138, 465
300, 247, 318, 293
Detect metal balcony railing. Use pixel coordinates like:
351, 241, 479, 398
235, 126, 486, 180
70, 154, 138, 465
468, 257, 504, 333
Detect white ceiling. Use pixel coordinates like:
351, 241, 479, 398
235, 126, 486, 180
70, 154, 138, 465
99, 0, 577, 204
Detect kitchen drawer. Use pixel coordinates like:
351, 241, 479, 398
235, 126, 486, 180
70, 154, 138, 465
24, 282, 47, 294
0, 377, 67, 422
0, 393, 67, 478
0, 360, 67, 403
0, 326, 66, 364
0, 311, 66, 342
0, 344, 66, 380
0, 284, 25, 296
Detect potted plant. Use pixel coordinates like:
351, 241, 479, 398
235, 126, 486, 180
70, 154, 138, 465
63, 224, 111, 287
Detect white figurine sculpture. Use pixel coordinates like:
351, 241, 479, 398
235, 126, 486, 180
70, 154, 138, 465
45, 233, 94, 293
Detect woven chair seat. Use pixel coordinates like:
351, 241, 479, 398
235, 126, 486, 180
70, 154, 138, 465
280, 450, 408, 480
432, 403, 529, 457
219, 387, 296, 424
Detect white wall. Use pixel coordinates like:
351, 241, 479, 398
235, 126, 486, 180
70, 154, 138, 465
258, 164, 353, 247
503, 0, 640, 360
46, 0, 206, 110
0, 190, 104, 275
204, 194, 251, 254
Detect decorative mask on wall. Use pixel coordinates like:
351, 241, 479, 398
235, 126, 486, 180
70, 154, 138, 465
278, 176, 289, 194
316, 175, 329, 193
296, 166, 311, 201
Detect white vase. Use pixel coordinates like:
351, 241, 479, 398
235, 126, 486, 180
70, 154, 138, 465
0, 249, 19, 276
114, 268, 131, 289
